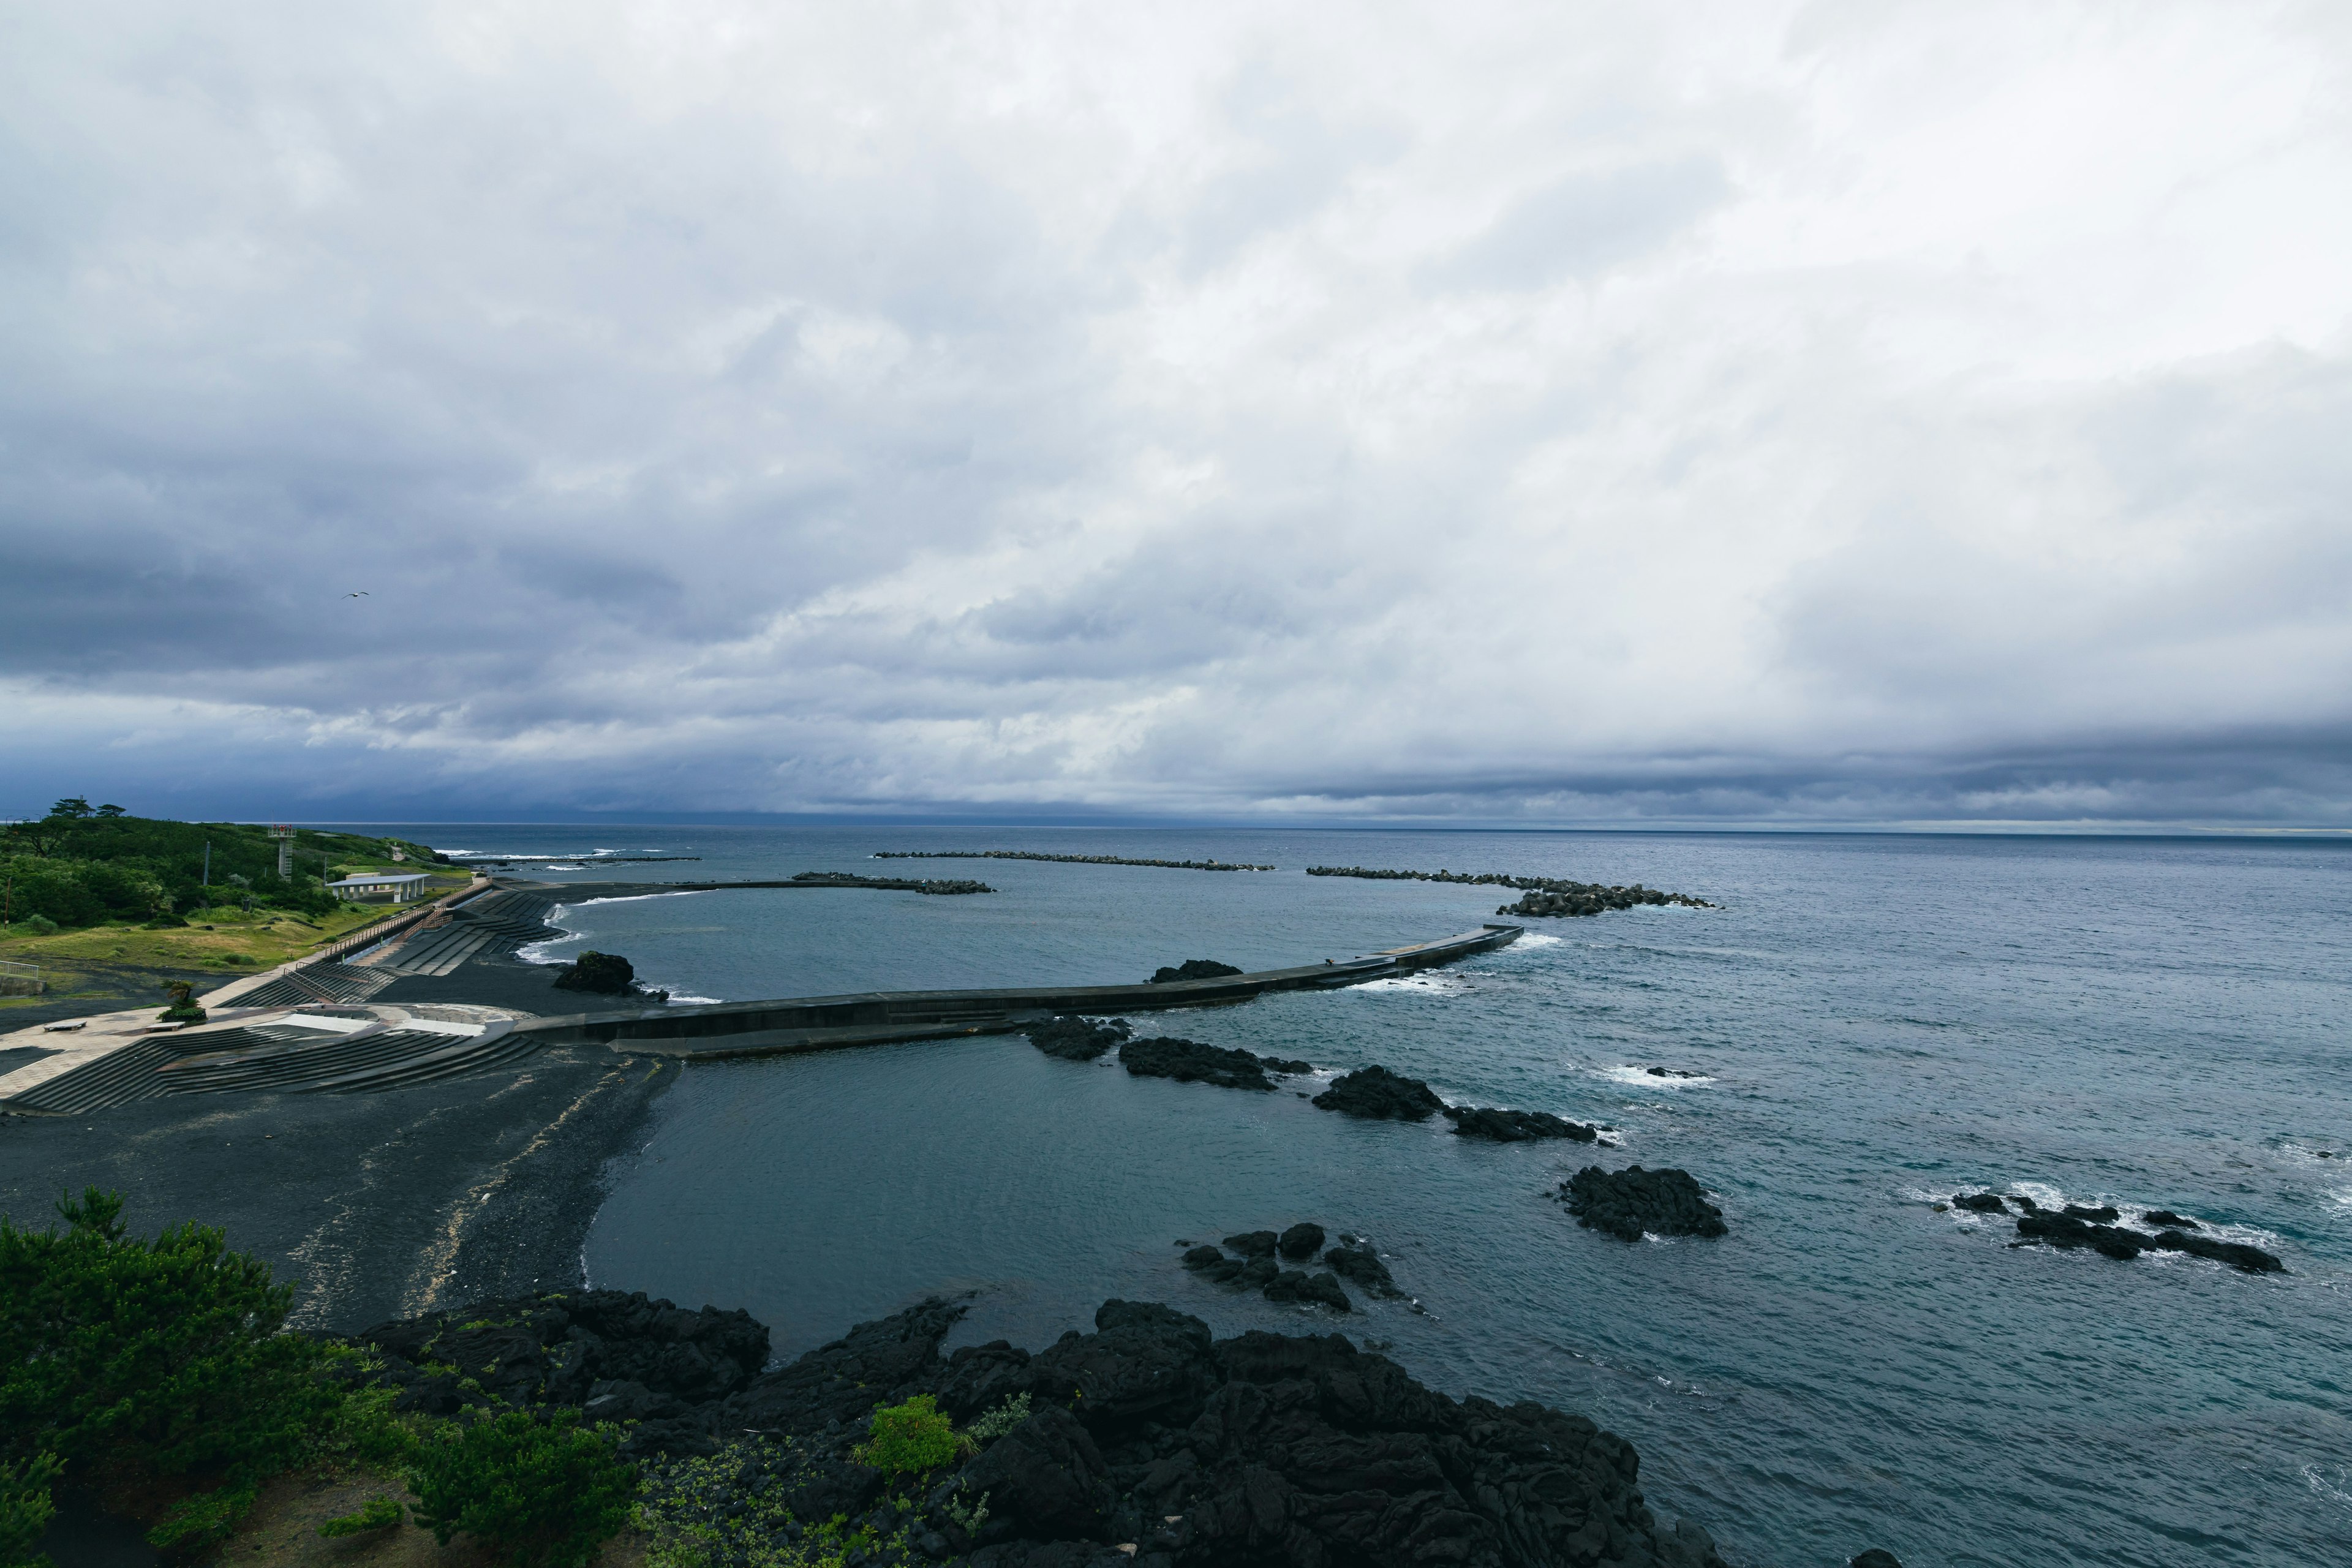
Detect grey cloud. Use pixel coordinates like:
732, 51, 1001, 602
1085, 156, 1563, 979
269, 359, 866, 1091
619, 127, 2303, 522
2, 4, 2347, 830
1423, 156, 1729, 292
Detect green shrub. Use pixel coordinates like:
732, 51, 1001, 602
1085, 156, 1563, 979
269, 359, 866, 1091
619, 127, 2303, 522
407, 1409, 633, 1568
854, 1395, 972, 1477
13, 913, 61, 937
0, 1189, 334, 1485
318, 1496, 403, 1538
145, 1485, 255, 1554
1, 1452, 61, 1568
967, 1392, 1031, 1442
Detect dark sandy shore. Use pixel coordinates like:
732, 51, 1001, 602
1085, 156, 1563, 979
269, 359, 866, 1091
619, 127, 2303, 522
0, 1044, 676, 1332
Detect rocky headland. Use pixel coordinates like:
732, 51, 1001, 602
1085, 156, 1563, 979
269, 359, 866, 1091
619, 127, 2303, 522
349, 1287, 1729, 1568
1561, 1167, 1728, 1242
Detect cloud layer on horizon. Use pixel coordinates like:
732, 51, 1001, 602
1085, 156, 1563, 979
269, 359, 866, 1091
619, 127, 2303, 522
3, 0, 2350, 826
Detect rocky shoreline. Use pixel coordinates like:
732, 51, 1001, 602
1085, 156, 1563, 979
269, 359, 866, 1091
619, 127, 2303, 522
350, 1287, 1731, 1567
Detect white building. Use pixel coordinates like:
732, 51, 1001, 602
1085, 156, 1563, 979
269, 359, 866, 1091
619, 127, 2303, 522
325, 872, 432, 903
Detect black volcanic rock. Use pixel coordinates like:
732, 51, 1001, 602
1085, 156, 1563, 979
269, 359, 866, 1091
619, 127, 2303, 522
1148, 959, 1245, 984
1442, 1105, 1598, 1143
2141, 1209, 2198, 1229
552, 950, 642, 995
1323, 1242, 1401, 1298
1312, 1065, 1446, 1121
1026, 1014, 1132, 1061
1951, 1192, 2010, 1213
352, 1289, 769, 1431
1262, 1268, 1351, 1312
1234, 1257, 1280, 1290
1851, 1552, 1904, 1568
1121, 1037, 1305, 1091
348, 1290, 1728, 1568
1276, 1221, 1325, 1258
1221, 1230, 1279, 1257
2061, 1203, 2121, 1223
1560, 1166, 1728, 1242
959, 1402, 1115, 1540
2013, 1212, 2283, 1273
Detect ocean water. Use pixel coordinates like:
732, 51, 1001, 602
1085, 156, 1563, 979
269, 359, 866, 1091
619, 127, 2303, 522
374, 826, 2352, 1567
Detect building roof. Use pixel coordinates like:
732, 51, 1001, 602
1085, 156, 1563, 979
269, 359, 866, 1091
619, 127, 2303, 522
326, 872, 432, 889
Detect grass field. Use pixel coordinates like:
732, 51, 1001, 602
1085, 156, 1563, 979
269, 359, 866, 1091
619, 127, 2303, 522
0, 873, 477, 1011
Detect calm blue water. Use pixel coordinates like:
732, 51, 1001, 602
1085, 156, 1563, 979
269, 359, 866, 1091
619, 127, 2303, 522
370, 826, 2352, 1566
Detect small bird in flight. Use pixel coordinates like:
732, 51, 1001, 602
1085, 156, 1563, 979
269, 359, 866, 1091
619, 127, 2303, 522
345, 590, 369, 597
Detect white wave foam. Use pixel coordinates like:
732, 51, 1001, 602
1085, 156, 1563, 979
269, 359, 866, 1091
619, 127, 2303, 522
1349, 973, 1465, 995
1596, 1065, 1714, 1087
1513, 933, 1563, 948
2305, 1463, 2352, 1513
572, 891, 711, 908
664, 993, 723, 1006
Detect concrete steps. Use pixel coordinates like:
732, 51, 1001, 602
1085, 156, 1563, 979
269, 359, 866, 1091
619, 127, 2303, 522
12, 1020, 541, 1110
9, 1038, 184, 1114
232, 963, 398, 1009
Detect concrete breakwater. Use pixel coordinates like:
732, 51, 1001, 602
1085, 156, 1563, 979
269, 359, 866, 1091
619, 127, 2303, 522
584, 872, 994, 896
873, 850, 1276, 871
515, 924, 1522, 1060
1306, 864, 1714, 915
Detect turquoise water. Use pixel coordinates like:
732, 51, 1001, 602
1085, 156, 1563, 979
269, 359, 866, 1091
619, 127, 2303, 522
379, 826, 2352, 1566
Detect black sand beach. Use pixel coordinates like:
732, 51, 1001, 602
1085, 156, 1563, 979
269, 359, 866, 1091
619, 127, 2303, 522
0, 1046, 676, 1332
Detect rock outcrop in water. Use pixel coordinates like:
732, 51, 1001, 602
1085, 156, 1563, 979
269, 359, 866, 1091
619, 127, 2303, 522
1443, 1105, 1599, 1143
1560, 1166, 1728, 1242
551, 950, 670, 1003
1181, 1225, 1415, 1311
2012, 1212, 2283, 1273
1497, 884, 1708, 919
1300, 864, 1713, 918
786, 870, 994, 895
1026, 1014, 1133, 1061
350, 1291, 1730, 1567
1120, 1036, 1312, 1091
1946, 1193, 2282, 1273
1313, 1065, 1446, 1121
1148, 958, 1246, 984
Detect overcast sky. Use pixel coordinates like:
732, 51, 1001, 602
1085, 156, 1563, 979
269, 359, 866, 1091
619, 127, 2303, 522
4, 1, 2348, 827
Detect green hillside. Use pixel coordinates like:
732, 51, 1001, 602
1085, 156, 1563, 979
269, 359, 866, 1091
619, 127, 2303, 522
2, 799, 445, 929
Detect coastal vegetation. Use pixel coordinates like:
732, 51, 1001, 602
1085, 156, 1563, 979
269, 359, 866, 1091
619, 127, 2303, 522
0, 805, 466, 996
1, 1189, 643, 1568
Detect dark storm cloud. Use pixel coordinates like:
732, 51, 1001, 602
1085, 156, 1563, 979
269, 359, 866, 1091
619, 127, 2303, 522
2, 2, 2348, 827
